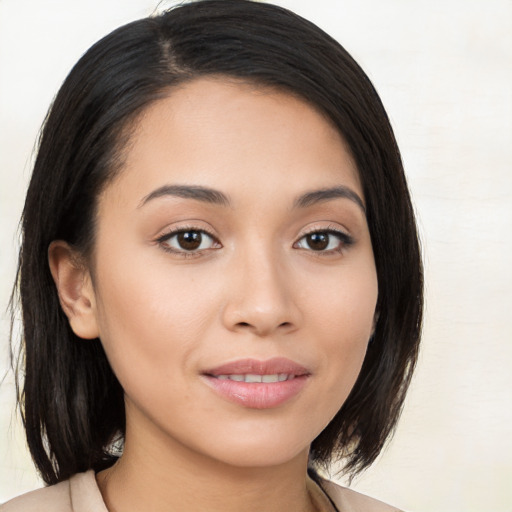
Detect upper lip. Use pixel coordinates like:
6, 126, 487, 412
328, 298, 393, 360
204, 357, 310, 377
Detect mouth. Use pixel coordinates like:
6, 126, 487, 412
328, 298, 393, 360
202, 358, 310, 409
214, 373, 295, 383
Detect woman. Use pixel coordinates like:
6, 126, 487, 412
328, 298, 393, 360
3, 1, 422, 510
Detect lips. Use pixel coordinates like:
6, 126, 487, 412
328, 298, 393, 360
202, 358, 310, 409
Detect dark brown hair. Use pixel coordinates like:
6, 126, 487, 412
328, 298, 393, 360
12, 0, 422, 485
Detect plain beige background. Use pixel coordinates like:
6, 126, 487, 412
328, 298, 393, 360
1, 1, 511, 510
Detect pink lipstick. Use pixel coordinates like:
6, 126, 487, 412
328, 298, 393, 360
202, 357, 310, 409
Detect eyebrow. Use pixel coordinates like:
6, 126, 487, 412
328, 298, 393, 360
294, 186, 365, 212
139, 184, 231, 208
139, 183, 365, 212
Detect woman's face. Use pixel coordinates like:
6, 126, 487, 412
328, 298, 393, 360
83, 78, 378, 468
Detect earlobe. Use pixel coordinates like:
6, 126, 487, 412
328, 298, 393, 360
48, 241, 100, 340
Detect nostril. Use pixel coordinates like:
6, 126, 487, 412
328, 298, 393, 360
235, 321, 292, 330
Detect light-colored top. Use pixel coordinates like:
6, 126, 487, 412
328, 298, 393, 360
0, 470, 402, 511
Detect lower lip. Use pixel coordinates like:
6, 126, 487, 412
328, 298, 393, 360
203, 375, 309, 409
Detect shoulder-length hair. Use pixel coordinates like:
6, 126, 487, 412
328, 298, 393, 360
12, 0, 422, 485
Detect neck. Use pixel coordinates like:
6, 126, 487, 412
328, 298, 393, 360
97, 415, 316, 512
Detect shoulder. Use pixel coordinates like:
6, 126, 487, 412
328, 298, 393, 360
1, 471, 106, 512
0, 479, 72, 512
321, 478, 404, 512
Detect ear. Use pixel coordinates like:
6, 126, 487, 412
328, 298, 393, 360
48, 241, 100, 340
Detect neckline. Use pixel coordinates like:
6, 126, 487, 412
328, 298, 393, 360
69, 470, 338, 512
306, 474, 340, 512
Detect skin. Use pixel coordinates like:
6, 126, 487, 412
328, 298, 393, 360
49, 78, 378, 512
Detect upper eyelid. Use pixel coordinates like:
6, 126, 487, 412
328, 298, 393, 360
297, 224, 351, 238
156, 224, 219, 241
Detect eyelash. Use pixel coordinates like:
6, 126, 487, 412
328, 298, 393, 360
155, 225, 354, 258
156, 225, 221, 258
294, 227, 354, 255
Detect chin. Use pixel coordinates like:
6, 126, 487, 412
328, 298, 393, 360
191, 427, 315, 469
215, 445, 309, 470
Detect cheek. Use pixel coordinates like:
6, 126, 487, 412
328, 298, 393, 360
309, 262, 378, 345
90, 250, 217, 388
305, 262, 377, 405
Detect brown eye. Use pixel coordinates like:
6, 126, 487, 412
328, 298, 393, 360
305, 232, 329, 251
177, 231, 203, 250
295, 229, 353, 253
160, 229, 218, 253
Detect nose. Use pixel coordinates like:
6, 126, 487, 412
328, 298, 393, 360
221, 247, 302, 338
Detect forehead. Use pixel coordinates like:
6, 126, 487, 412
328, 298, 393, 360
102, 77, 362, 208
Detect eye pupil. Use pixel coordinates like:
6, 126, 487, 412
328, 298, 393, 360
307, 232, 329, 250
178, 231, 202, 250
